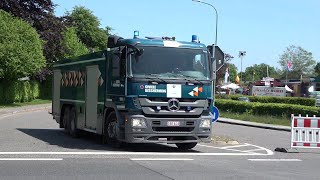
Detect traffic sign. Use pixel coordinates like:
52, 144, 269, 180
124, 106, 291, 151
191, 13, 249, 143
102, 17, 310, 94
210, 106, 220, 123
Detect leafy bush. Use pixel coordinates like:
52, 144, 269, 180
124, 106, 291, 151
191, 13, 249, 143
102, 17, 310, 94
0, 80, 44, 104
39, 78, 52, 100
216, 99, 320, 118
0, 10, 45, 80
216, 94, 315, 106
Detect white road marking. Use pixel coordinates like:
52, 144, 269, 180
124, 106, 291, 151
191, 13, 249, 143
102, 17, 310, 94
0, 114, 13, 120
220, 144, 251, 149
0, 151, 271, 156
198, 143, 274, 155
0, 158, 63, 161
248, 159, 302, 162
243, 149, 266, 153
248, 143, 274, 155
131, 158, 193, 161
198, 144, 260, 154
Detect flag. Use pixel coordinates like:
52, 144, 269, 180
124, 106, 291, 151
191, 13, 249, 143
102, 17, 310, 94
287, 60, 292, 71
235, 75, 240, 84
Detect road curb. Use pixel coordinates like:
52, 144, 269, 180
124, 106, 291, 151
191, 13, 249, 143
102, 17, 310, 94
217, 117, 291, 132
0, 104, 51, 119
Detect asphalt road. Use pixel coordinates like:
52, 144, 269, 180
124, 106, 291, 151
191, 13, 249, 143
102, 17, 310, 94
0, 110, 319, 180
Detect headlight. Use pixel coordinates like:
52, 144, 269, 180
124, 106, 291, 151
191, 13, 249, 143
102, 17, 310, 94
200, 119, 211, 128
132, 118, 146, 128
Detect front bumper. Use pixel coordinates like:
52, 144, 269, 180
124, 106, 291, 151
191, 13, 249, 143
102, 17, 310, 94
123, 114, 212, 143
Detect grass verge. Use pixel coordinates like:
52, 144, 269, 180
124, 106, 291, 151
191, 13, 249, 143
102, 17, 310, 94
220, 111, 291, 126
0, 99, 51, 108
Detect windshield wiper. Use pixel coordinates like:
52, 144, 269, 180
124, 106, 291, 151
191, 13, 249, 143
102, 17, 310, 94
144, 74, 167, 84
176, 74, 204, 85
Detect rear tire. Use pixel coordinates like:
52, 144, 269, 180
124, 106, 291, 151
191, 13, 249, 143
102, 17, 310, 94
176, 143, 197, 150
62, 107, 70, 133
69, 107, 79, 138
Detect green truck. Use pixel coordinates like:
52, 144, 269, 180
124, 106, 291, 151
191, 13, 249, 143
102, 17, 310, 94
52, 32, 217, 150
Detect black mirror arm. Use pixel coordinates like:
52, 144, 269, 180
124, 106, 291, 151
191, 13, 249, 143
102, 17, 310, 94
126, 44, 144, 56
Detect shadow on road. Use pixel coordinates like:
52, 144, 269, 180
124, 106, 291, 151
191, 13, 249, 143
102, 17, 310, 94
17, 128, 199, 153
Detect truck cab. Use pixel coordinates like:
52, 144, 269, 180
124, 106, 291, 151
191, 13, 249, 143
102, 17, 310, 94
107, 34, 214, 149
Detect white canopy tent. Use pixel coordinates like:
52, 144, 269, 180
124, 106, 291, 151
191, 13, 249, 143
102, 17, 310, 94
308, 86, 314, 93
221, 83, 240, 90
285, 85, 293, 92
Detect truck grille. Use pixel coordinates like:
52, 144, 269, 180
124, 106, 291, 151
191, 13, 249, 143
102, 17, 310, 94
152, 121, 161, 125
139, 98, 207, 116
152, 127, 194, 132
186, 121, 195, 126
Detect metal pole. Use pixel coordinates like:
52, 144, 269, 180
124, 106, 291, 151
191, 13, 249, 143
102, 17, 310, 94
286, 69, 288, 83
252, 71, 254, 81
240, 56, 243, 84
192, 0, 218, 46
192, 0, 218, 102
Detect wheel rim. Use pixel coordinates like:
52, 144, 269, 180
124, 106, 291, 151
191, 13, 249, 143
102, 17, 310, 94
107, 121, 117, 139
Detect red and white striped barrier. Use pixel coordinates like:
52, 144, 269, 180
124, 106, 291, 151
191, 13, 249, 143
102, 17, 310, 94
291, 114, 320, 149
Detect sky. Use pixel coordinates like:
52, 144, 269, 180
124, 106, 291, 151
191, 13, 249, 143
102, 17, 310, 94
53, 0, 320, 72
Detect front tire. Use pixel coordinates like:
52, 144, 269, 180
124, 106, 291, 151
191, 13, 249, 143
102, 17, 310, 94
104, 112, 123, 148
176, 143, 197, 150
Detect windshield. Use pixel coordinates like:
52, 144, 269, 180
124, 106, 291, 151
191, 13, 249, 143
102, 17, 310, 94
130, 46, 210, 80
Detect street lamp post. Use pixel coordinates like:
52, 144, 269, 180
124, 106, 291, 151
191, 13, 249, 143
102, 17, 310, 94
192, 0, 218, 102
192, 0, 218, 47
239, 51, 246, 84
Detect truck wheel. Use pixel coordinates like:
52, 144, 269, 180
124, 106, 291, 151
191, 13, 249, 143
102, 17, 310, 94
104, 112, 123, 148
176, 143, 197, 150
62, 107, 70, 133
69, 107, 79, 138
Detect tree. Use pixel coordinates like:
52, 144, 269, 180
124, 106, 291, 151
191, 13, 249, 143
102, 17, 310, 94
66, 6, 108, 50
314, 62, 320, 76
0, 10, 45, 79
278, 45, 316, 78
0, 0, 66, 63
62, 27, 88, 59
228, 63, 238, 83
242, 63, 280, 82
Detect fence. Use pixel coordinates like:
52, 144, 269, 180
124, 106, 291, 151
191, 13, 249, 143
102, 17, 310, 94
291, 114, 320, 149
275, 114, 320, 153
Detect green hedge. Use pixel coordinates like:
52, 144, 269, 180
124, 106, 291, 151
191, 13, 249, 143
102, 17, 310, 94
39, 78, 52, 100
215, 99, 320, 118
0, 79, 51, 104
216, 94, 315, 107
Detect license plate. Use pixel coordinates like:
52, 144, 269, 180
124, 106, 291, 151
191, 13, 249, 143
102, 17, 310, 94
167, 121, 180, 126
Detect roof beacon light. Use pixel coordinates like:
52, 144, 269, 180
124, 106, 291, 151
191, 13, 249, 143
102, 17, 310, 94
192, 35, 198, 43
134, 31, 139, 38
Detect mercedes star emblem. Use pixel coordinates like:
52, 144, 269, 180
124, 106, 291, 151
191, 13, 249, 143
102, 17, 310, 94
168, 99, 180, 112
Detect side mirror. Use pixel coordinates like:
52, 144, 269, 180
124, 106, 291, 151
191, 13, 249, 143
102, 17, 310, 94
134, 48, 144, 62
107, 35, 124, 48
136, 48, 144, 56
